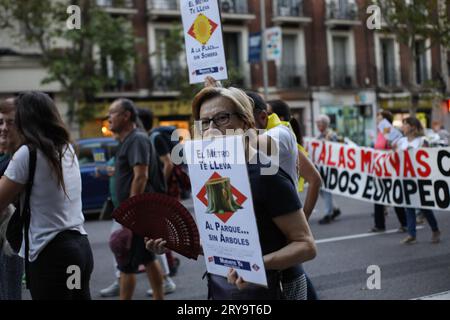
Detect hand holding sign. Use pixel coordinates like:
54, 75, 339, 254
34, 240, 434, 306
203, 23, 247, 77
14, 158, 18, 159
227, 268, 249, 291
204, 76, 222, 88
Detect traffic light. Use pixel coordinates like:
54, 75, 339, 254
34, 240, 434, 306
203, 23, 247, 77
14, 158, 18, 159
447, 99, 450, 112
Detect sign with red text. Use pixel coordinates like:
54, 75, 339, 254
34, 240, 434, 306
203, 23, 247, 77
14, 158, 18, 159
304, 138, 450, 211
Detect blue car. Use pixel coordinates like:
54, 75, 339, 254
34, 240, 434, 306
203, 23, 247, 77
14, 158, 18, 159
75, 137, 118, 215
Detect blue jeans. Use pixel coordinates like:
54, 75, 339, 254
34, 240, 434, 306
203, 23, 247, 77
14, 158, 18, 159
319, 189, 334, 217
405, 208, 439, 238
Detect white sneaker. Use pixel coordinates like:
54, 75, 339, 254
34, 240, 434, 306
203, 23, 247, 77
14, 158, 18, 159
100, 280, 120, 297
147, 277, 176, 296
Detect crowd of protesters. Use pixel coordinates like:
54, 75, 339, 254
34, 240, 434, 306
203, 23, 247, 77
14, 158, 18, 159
0, 78, 447, 300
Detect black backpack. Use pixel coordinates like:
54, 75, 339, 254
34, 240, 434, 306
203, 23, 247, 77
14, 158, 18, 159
149, 126, 178, 153
146, 134, 167, 194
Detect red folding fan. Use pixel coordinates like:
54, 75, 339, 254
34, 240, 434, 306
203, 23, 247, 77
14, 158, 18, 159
112, 193, 201, 260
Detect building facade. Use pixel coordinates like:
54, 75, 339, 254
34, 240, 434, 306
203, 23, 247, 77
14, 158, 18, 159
0, 0, 448, 143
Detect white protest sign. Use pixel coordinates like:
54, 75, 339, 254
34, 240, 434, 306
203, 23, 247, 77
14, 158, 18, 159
184, 135, 267, 286
377, 119, 403, 143
180, 0, 228, 84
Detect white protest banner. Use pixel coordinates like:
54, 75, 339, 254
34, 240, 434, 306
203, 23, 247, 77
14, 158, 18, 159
184, 135, 267, 286
180, 0, 228, 84
304, 138, 450, 211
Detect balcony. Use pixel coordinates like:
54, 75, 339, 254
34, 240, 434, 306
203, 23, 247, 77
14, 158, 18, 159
147, 0, 180, 19
272, 0, 311, 25
148, 0, 255, 22
377, 67, 401, 89
330, 65, 356, 89
325, 0, 361, 27
277, 65, 307, 89
96, 0, 137, 14
99, 74, 137, 97
152, 66, 186, 92
219, 0, 255, 22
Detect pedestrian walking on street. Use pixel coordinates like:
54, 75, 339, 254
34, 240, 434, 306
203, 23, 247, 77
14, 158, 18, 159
99, 154, 124, 298
0, 92, 93, 300
370, 110, 407, 233
107, 98, 166, 300
315, 115, 341, 224
395, 116, 441, 244
138, 108, 177, 297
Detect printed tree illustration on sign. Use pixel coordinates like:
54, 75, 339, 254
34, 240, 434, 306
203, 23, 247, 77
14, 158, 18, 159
205, 177, 243, 214
196, 172, 247, 223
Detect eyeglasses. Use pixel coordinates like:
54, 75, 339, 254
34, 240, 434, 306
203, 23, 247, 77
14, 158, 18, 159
198, 112, 240, 132
108, 110, 125, 118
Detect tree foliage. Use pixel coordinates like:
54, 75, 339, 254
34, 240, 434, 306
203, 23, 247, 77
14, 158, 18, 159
0, 0, 136, 124
368, 0, 450, 113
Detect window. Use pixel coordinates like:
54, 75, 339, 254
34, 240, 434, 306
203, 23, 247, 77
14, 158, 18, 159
99, 52, 131, 91
277, 0, 302, 16
278, 34, 304, 88
223, 31, 245, 86
332, 36, 353, 87
415, 40, 429, 85
155, 29, 170, 72
327, 0, 357, 20
153, 29, 183, 90
380, 38, 396, 86
223, 32, 241, 68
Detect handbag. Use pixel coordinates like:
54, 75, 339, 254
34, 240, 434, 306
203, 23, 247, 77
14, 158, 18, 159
206, 271, 283, 300
109, 227, 133, 267
5, 146, 37, 289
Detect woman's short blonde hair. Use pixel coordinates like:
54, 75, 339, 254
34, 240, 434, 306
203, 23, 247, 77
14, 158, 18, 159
192, 86, 255, 130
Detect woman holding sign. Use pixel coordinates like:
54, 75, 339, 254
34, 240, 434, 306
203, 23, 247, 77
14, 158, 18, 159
370, 110, 407, 233
395, 117, 441, 244
146, 86, 317, 299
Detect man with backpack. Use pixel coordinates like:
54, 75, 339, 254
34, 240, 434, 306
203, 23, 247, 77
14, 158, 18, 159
138, 110, 191, 201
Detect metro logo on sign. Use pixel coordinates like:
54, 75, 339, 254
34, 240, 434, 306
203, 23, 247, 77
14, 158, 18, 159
187, 13, 218, 45
196, 172, 247, 223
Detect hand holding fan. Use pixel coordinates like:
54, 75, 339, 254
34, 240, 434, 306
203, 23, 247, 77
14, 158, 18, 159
112, 193, 201, 260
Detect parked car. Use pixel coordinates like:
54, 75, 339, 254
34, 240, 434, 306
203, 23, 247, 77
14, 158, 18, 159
75, 137, 118, 215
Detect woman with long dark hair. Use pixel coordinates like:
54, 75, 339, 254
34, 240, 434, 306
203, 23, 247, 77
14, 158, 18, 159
0, 91, 93, 300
